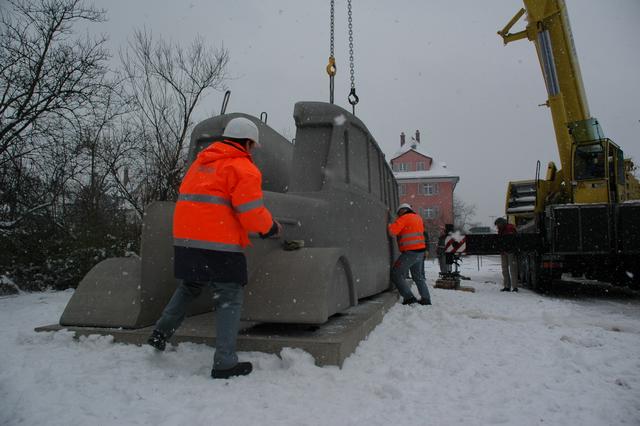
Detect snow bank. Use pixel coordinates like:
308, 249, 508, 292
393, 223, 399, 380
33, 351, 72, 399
1, 258, 639, 426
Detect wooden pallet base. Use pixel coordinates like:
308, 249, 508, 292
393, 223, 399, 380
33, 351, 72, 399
434, 278, 475, 293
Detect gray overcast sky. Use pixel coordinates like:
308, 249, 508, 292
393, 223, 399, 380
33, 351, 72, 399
97, 0, 640, 225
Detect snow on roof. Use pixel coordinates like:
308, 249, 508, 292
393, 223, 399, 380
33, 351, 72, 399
391, 143, 426, 160
389, 141, 458, 181
394, 161, 459, 180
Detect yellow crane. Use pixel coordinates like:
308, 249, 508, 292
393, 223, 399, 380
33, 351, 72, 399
479, 0, 640, 290
498, 0, 639, 224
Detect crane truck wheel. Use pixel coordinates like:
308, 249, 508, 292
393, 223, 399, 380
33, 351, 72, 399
529, 253, 552, 294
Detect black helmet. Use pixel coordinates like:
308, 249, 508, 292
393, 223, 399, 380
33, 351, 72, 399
494, 217, 507, 226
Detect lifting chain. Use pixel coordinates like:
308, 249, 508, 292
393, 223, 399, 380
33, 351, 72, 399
326, 0, 359, 113
326, 0, 336, 104
347, 0, 359, 115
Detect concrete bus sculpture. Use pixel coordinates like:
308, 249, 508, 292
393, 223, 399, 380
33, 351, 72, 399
59, 102, 399, 328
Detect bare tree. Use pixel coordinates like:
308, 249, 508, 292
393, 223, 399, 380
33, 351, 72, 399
66, 83, 133, 229
0, 0, 111, 229
453, 195, 476, 232
119, 30, 229, 213
0, 4, 230, 290
0, 0, 109, 166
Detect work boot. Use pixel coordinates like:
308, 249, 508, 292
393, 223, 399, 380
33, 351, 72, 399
418, 298, 431, 306
147, 330, 167, 351
212, 362, 253, 379
401, 296, 418, 305
511, 288, 519, 292
500, 287, 511, 292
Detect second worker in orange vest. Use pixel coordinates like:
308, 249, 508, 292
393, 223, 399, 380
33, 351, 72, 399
388, 203, 431, 306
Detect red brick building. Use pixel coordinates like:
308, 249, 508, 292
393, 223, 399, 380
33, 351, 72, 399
389, 131, 459, 245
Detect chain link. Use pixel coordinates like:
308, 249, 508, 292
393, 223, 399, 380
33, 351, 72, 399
348, 0, 355, 89
328, 0, 336, 103
347, 0, 358, 113
330, 0, 335, 58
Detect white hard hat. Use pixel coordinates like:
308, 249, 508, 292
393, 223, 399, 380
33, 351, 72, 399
397, 203, 413, 213
222, 117, 260, 145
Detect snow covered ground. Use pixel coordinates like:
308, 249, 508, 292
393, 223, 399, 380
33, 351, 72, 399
1, 256, 639, 426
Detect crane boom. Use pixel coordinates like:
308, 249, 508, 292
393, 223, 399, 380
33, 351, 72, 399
498, 0, 639, 211
465, 1, 640, 293
499, 0, 593, 179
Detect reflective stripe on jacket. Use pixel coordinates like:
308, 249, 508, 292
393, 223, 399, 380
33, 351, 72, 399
173, 140, 273, 252
388, 212, 426, 252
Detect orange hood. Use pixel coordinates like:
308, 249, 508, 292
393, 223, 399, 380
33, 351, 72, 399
197, 139, 252, 165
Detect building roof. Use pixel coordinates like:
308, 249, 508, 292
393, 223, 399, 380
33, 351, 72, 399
391, 147, 458, 180
391, 144, 427, 161
394, 161, 459, 181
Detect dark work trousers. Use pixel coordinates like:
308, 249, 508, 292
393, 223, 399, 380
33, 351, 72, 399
501, 253, 519, 290
391, 250, 431, 303
154, 280, 244, 370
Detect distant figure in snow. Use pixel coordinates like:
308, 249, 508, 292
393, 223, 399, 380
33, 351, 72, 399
146, 117, 282, 379
437, 228, 452, 274
388, 203, 431, 306
495, 217, 519, 292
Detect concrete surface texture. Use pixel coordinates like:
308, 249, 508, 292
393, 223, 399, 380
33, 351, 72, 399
42, 291, 399, 367
59, 102, 398, 329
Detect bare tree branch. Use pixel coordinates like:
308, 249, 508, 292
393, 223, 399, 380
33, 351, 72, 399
118, 29, 229, 207
0, 0, 108, 164
453, 195, 477, 232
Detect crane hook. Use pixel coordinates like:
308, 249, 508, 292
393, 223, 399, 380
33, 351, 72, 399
348, 87, 359, 115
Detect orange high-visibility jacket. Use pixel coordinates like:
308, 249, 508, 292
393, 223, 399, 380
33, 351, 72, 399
388, 212, 426, 252
173, 140, 274, 252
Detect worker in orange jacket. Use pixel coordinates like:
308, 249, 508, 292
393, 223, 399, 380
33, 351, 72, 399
147, 117, 282, 379
388, 203, 431, 306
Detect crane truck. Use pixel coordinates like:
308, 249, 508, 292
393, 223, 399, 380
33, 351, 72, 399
466, 0, 640, 291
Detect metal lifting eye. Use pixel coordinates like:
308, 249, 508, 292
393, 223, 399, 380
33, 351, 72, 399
348, 87, 359, 106
326, 57, 337, 76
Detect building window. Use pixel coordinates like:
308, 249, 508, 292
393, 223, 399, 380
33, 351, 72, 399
421, 183, 439, 195
394, 162, 408, 172
422, 206, 439, 219
398, 183, 406, 195
416, 162, 425, 171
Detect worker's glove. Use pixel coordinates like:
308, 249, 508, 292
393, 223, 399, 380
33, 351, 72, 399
259, 220, 282, 239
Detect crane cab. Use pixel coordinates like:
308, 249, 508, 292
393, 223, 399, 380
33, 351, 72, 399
572, 138, 625, 204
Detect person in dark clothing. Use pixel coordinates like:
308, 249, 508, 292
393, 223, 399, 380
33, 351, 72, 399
437, 229, 451, 274
494, 217, 519, 292
147, 117, 282, 379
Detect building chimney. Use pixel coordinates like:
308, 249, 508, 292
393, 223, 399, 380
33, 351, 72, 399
415, 130, 420, 143
400, 132, 405, 147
